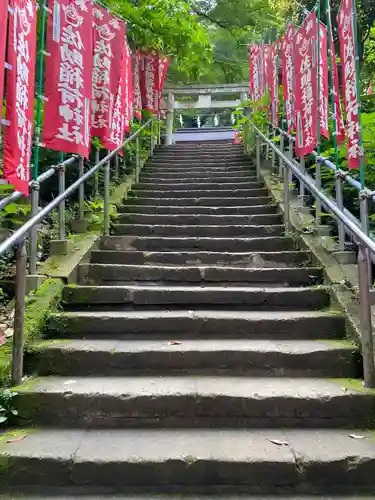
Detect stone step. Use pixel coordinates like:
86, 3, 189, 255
148, 159, 251, 165
99, 235, 295, 252
14, 377, 372, 428
131, 189, 269, 199
113, 213, 282, 226
116, 204, 278, 215
2, 494, 374, 500
145, 166, 255, 173
78, 264, 321, 287
151, 153, 248, 160
47, 310, 344, 340
140, 171, 255, 179
140, 175, 257, 182
123, 197, 273, 207
5, 428, 375, 492
63, 285, 330, 310
90, 250, 312, 267
111, 224, 284, 238
135, 181, 264, 190
30, 338, 357, 378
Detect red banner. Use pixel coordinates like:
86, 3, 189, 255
338, 0, 361, 169
0, 0, 8, 106
123, 39, 133, 133
249, 44, 261, 102
3, 0, 37, 195
92, 6, 125, 147
269, 41, 279, 126
295, 12, 318, 157
158, 56, 170, 113
43, 0, 93, 157
319, 23, 329, 138
133, 51, 142, 120
140, 52, 158, 113
281, 25, 295, 132
330, 32, 345, 144
264, 44, 270, 96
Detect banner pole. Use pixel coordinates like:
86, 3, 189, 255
32, 0, 47, 181
315, 0, 322, 226
352, 0, 365, 189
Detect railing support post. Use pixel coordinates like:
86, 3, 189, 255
78, 157, 85, 220
114, 153, 119, 181
360, 193, 372, 287
283, 161, 292, 233
103, 158, 110, 236
94, 148, 100, 197
255, 133, 261, 181
12, 239, 27, 386
335, 173, 345, 251
58, 165, 66, 241
29, 181, 40, 275
299, 156, 306, 207
271, 129, 276, 170
136, 136, 140, 183
315, 159, 322, 226
165, 92, 174, 146
279, 133, 284, 178
357, 242, 375, 388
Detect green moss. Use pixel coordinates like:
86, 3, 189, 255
331, 378, 375, 395
0, 428, 34, 446
12, 377, 43, 394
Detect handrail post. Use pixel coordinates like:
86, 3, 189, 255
255, 133, 261, 181
360, 192, 372, 287
78, 157, 85, 220
103, 157, 110, 236
283, 160, 292, 233
299, 156, 306, 207
29, 181, 40, 275
58, 165, 66, 241
12, 239, 27, 386
94, 148, 100, 197
335, 172, 345, 251
136, 136, 140, 183
357, 242, 375, 388
315, 159, 322, 226
271, 128, 276, 170
114, 153, 119, 181
278, 133, 284, 177
150, 121, 155, 156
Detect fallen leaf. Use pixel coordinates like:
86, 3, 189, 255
168, 341, 182, 346
349, 434, 366, 439
6, 435, 26, 444
268, 439, 289, 446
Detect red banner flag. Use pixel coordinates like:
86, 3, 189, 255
0, 0, 8, 106
338, 0, 361, 169
158, 56, 170, 113
264, 44, 270, 95
319, 23, 329, 138
92, 6, 126, 148
281, 25, 295, 132
249, 44, 261, 102
330, 32, 345, 144
43, 0, 93, 158
123, 39, 133, 133
295, 12, 318, 157
133, 51, 142, 120
269, 41, 279, 126
140, 52, 158, 113
3, 0, 37, 195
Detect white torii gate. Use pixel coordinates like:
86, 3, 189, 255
163, 83, 249, 145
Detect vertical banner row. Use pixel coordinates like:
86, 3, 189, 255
0, 0, 9, 106
3, 0, 37, 195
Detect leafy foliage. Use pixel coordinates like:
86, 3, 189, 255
0, 389, 18, 425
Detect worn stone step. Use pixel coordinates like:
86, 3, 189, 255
113, 213, 282, 226
145, 166, 255, 173
30, 338, 357, 378
2, 494, 374, 500
140, 174, 257, 182
90, 250, 312, 267
14, 377, 373, 428
135, 182, 264, 190
123, 197, 273, 207
148, 160, 251, 167
78, 264, 321, 286
63, 285, 330, 310
47, 310, 344, 340
99, 235, 295, 252
116, 204, 278, 215
151, 153, 248, 161
140, 171, 254, 179
131, 189, 269, 199
111, 224, 284, 238
3, 428, 374, 492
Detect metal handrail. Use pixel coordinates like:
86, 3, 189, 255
251, 122, 375, 388
6, 118, 156, 386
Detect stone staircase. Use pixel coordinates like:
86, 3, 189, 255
2, 142, 375, 497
